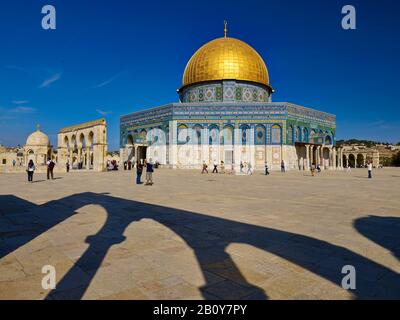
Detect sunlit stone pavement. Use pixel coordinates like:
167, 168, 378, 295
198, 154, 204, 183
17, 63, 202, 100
0, 168, 399, 300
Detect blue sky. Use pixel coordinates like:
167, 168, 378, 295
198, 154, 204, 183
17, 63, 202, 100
0, 0, 399, 150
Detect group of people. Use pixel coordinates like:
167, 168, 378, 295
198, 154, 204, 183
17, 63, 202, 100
26, 158, 56, 182
135, 158, 155, 186
201, 160, 226, 174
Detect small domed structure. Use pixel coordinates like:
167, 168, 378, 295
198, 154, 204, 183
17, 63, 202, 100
24, 125, 52, 165
26, 126, 50, 147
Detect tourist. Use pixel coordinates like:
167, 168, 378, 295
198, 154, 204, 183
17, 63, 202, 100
27, 160, 35, 182
240, 161, 244, 174
247, 162, 253, 175
346, 164, 352, 173
12, 159, 16, 167
201, 162, 208, 174
145, 158, 154, 185
212, 160, 218, 173
281, 160, 286, 173
124, 161, 127, 170
46, 158, 55, 180
220, 161, 225, 174
367, 161, 373, 179
317, 164, 321, 173
136, 160, 143, 184
310, 162, 316, 176
265, 162, 270, 175
128, 161, 132, 170
66, 161, 70, 173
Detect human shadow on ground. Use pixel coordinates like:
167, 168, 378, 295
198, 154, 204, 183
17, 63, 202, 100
0, 193, 399, 299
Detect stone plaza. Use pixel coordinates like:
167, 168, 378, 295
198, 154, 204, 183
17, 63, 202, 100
0, 168, 399, 299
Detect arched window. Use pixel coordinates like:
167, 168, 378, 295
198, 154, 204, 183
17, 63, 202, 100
255, 124, 266, 145
288, 125, 294, 144
271, 124, 282, 144
295, 127, 301, 142
302, 128, 308, 142
139, 129, 147, 143
222, 125, 234, 145
177, 124, 190, 145
127, 134, 133, 145
325, 136, 332, 145
208, 125, 219, 145
240, 124, 250, 145
193, 125, 203, 145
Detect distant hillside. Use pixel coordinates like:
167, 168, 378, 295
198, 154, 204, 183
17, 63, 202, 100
336, 139, 399, 148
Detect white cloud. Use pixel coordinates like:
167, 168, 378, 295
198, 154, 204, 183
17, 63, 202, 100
96, 109, 113, 116
10, 106, 37, 114
12, 100, 29, 105
39, 72, 62, 88
93, 72, 123, 88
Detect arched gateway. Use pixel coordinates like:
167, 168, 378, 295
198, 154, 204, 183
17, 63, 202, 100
57, 119, 107, 172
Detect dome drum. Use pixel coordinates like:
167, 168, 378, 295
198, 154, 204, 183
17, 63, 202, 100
179, 80, 272, 103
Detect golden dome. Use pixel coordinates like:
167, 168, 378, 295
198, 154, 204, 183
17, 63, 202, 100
26, 126, 50, 147
182, 36, 269, 88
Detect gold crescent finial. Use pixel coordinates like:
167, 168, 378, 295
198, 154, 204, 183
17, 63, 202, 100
36, 124, 41, 131
224, 20, 228, 38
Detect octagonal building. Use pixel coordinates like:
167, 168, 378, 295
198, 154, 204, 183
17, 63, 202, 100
120, 26, 343, 171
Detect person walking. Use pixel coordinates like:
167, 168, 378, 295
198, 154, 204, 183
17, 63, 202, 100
46, 158, 55, 180
201, 161, 208, 174
367, 162, 373, 179
145, 158, 154, 185
265, 162, 270, 175
27, 160, 35, 182
136, 160, 143, 184
12, 159, 16, 167
66, 161, 70, 173
346, 164, 352, 173
247, 162, 253, 175
281, 160, 286, 173
316, 164, 321, 173
220, 161, 225, 174
310, 162, 316, 177
240, 161, 244, 174
212, 160, 218, 173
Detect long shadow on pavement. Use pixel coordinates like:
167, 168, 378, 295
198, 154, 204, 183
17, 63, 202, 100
0, 193, 399, 299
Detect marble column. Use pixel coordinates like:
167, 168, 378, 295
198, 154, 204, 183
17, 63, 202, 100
305, 144, 310, 170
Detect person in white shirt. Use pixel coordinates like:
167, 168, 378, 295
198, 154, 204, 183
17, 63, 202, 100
212, 160, 218, 173
367, 162, 373, 179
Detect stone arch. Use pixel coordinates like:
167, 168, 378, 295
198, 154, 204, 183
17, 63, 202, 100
348, 154, 356, 168
64, 136, 70, 150
357, 154, 365, 168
